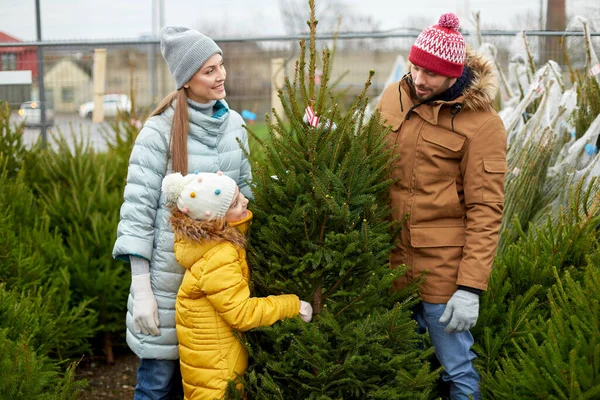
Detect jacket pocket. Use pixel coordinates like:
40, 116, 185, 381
482, 159, 507, 203
419, 128, 465, 177
379, 110, 404, 131
410, 225, 466, 248
422, 128, 466, 152
413, 174, 463, 224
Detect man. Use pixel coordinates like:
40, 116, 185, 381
376, 13, 507, 400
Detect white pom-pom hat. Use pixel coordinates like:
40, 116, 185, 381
162, 171, 237, 220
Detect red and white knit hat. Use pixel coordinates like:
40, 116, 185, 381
408, 13, 466, 78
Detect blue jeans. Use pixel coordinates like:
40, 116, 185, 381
414, 302, 481, 400
134, 358, 180, 400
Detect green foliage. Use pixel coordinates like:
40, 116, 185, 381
242, 303, 437, 400
0, 330, 87, 400
498, 128, 557, 254
571, 72, 600, 140
241, 2, 437, 398
0, 102, 28, 178
474, 181, 600, 392
0, 100, 137, 363
0, 167, 65, 289
0, 106, 96, 394
0, 167, 97, 360
563, 25, 600, 140
103, 110, 142, 181
483, 266, 600, 399
30, 121, 135, 349
245, 121, 270, 167
0, 283, 96, 362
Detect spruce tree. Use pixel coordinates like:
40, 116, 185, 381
473, 179, 600, 395
237, 1, 438, 398
482, 266, 600, 398
28, 125, 133, 363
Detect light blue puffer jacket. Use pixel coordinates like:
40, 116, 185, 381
113, 100, 252, 360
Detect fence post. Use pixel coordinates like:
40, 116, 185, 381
271, 58, 285, 123
35, 0, 47, 148
92, 49, 106, 123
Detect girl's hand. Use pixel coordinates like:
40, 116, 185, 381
299, 301, 313, 323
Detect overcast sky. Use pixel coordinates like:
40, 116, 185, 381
0, 0, 596, 42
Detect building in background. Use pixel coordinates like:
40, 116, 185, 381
0, 31, 38, 79
44, 58, 92, 112
0, 31, 38, 107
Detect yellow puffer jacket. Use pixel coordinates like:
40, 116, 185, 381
171, 210, 300, 400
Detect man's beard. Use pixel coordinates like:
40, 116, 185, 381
414, 78, 454, 102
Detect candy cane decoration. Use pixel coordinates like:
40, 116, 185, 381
304, 105, 320, 127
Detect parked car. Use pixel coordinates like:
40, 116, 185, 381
78, 94, 132, 119
18, 101, 55, 127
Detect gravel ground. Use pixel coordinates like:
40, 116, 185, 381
75, 351, 138, 399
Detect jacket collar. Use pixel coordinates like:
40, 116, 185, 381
170, 209, 253, 268
227, 210, 253, 236
399, 48, 499, 125
167, 99, 231, 136
187, 99, 230, 135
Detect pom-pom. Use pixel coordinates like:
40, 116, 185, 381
162, 172, 186, 205
438, 13, 460, 31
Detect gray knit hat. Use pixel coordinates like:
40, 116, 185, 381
159, 26, 223, 90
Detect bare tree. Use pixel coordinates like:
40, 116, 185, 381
278, 0, 378, 35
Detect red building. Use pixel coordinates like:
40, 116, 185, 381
0, 32, 38, 80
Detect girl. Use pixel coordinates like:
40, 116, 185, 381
113, 26, 252, 398
162, 171, 313, 400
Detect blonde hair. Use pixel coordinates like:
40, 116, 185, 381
150, 88, 190, 174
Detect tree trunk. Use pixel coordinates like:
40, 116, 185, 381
104, 331, 115, 365
312, 282, 323, 314
543, 0, 566, 65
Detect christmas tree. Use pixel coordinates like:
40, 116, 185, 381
236, 1, 439, 398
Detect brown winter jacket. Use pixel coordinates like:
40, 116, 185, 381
376, 50, 507, 303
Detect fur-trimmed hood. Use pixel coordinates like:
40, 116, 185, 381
458, 48, 499, 112
169, 209, 252, 265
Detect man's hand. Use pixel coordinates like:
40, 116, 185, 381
131, 273, 160, 336
439, 289, 479, 333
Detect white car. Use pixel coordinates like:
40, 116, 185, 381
18, 101, 55, 127
78, 94, 132, 119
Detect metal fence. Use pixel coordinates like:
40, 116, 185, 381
1, 30, 599, 119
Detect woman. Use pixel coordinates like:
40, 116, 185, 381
112, 26, 252, 399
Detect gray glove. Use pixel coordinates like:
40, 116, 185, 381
439, 289, 479, 333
